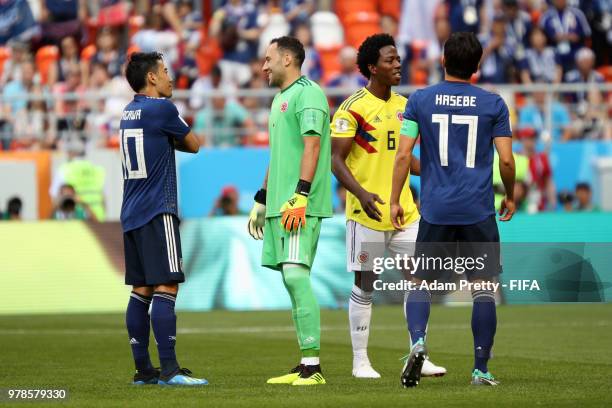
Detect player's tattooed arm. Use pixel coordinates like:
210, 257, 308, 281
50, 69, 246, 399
390, 135, 418, 230
174, 131, 200, 153
331, 137, 385, 222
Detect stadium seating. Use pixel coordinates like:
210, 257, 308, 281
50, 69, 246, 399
35, 45, 59, 85
0, 46, 10, 78
310, 11, 344, 49
316, 45, 343, 83
343, 12, 381, 49
335, 0, 377, 24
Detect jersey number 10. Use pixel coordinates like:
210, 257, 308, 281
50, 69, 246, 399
432, 114, 479, 168
120, 128, 148, 179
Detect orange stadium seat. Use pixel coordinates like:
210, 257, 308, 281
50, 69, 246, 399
35, 45, 59, 85
378, 0, 401, 20
80, 44, 97, 61
317, 45, 343, 83
0, 46, 10, 78
343, 12, 381, 49
597, 65, 612, 82
336, 0, 377, 24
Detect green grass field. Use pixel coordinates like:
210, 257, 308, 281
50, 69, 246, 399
1, 304, 611, 407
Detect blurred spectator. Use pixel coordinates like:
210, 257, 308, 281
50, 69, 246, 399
3, 196, 22, 220
398, 0, 442, 83
539, 0, 591, 72
445, 0, 484, 34
519, 26, 562, 84
0, 41, 31, 85
558, 190, 575, 211
494, 151, 529, 211
326, 46, 367, 106
0, 0, 38, 44
291, 23, 322, 82
38, 0, 85, 44
176, 0, 204, 88
1, 60, 46, 149
50, 140, 106, 221
564, 48, 610, 140
87, 27, 127, 82
478, 16, 516, 84
335, 183, 346, 214
210, 0, 262, 86
240, 60, 270, 144
580, 0, 611, 67
575, 182, 598, 211
381, 14, 399, 38
132, 12, 180, 77
85, 62, 114, 143
47, 36, 80, 86
518, 128, 557, 212
518, 89, 572, 142
209, 185, 241, 216
51, 63, 87, 146
51, 183, 94, 220
425, 16, 451, 84
564, 47, 605, 104
282, 0, 315, 29
502, 0, 532, 50
193, 65, 255, 147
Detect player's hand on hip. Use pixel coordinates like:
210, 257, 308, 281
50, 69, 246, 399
390, 203, 405, 231
280, 193, 308, 232
358, 190, 385, 222
498, 197, 516, 222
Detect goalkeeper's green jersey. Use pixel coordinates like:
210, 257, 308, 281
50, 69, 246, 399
266, 76, 332, 218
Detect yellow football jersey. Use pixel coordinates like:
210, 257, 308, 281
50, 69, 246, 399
331, 88, 419, 231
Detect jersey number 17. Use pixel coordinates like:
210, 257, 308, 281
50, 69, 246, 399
432, 114, 478, 168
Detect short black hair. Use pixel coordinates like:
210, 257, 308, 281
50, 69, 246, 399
270, 36, 305, 68
575, 182, 591, 192
125, 52, 164, 92
7, 196, 22, 216
443, 32, 483, 80
357, 33, 396, 79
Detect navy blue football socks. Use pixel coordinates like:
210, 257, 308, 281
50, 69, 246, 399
151, 292, 180, 377
472, 289, 497, 373
405, 288, 431, 345
126, 291, 154, 372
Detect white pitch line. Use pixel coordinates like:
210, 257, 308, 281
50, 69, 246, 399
0, 321, 609, 336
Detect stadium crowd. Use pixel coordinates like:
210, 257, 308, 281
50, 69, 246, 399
0, 0, 609, 218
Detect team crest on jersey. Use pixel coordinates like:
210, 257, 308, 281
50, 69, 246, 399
335, 118, 349, 132
280, 101, 288, 112
358, 251, 369, 264
397, 111, 403, 121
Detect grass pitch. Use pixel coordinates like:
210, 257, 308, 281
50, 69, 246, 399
1, 304, 611, 407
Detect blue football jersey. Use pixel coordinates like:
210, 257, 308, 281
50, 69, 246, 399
404, 81, 511, 225
119, 94, 190, 232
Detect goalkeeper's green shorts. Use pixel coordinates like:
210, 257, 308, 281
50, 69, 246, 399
262, 216, 322, 271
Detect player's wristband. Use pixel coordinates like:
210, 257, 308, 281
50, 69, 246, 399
254, 189, 267, 205
295, 179, 311, 197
